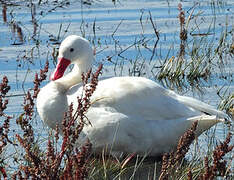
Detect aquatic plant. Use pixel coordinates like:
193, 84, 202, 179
0, 76, 12, 180
0, 58, 232, 179
159, 121, 198, 180
198, 132, 233, 179
12, 63, 102, 179
0, 60, 102, 179
158, 123, 233, 180
0, 1, 233, 179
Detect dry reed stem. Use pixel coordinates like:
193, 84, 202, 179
0, 76, 12, 180
198, 132, 233, 179
159, 121, 233, 180
178, 3, 187, 58
2, 4, 7, 23
0, 76, 12, 145
187, 168, 193, 180
159, 121, 198, 180
12, 63, 102, 179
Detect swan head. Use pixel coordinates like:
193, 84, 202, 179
51, 35, 93, 81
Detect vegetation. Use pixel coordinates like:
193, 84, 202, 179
0, 65, 233, 179
0, 0, 233, 179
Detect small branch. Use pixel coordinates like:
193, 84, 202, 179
149, 11, 160, 63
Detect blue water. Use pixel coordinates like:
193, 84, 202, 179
0, 1, 233, 173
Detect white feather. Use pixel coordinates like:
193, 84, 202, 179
37, 35, 228, 156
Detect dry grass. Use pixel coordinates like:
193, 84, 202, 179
0, 61, 232, 179
0, 1, 233, 179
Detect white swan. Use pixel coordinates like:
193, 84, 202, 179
37, 35, 228, 157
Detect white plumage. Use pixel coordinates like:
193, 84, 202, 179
37, 35, 227, 156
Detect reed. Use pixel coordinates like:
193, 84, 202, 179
0, 1, 233, 179
0, 46, 233, 180
12, 63, 102, 179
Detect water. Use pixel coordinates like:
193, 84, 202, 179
0, 0, 233, 176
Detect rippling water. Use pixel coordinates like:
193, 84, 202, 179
0, 0, 233, 172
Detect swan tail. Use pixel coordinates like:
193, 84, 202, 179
188, 115, 224, 136
176, 95, 229, 120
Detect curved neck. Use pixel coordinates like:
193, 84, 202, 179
55, 62, 91, 92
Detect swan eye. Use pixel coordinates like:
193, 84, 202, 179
70, 48, 74, 52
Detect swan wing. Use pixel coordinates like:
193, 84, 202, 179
173, 93, 228, 119
68, 76, 200, 121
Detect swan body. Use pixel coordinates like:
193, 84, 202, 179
37, 35, 228, 156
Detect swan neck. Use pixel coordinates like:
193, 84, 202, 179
55, 63, 90, 91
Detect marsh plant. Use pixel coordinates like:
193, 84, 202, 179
0, 62, 102, 179
0, 61, 233, 179
0, 0, 233, 179
155, 3, 233, 91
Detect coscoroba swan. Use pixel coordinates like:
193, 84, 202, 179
37, 35, 228, 157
